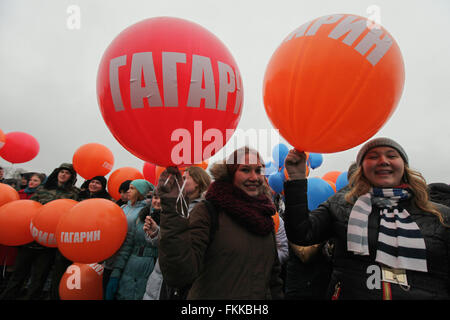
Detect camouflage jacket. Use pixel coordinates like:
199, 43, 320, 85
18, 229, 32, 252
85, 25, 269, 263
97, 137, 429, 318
30, 185, 80, 205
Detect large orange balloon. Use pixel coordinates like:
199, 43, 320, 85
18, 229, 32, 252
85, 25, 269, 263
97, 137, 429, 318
59, 263, 103, 300
72, 143, 114, 180
0, 183, 20, 207
322, 171, 342, 184
0, 200, 42, 246
56, 199, 127, 263
30, 199, 78, 247
107, 167, 144, 200
263, 14, 404, 153
97, 17, 243, 167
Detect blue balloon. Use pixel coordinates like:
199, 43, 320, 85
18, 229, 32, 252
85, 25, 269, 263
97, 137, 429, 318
264, 161, 277, 176
307, 177, 335, 210
268, 171, 285, 194
335, 171, 349, 191
272, 143, 289, 169
307, 153, 323, 169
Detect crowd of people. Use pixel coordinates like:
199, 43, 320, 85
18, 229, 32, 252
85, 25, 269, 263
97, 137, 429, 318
0, 137, 449, 300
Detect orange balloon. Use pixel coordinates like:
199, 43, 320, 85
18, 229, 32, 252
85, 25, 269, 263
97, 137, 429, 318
107, 167, 144, 200
324, 179, 337, 192
30, 199, 78, 247
272, 211, 280, 234
0, 128, 5, 150
322, 171, 342, 184
59, 263, 103, 300
263, 14, 404, 153
155, 166, 166, 184
0, 183, 20, 207
0, 200, 42, 246
73, 143, 114, 180
56, 199, 127, 263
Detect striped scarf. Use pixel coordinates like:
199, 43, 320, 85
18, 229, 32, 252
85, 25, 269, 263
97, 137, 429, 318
347, 188, 427, 272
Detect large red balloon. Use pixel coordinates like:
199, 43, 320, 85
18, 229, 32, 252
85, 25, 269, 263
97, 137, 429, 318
0, 131, 40, 163
97, 17, 243, 167
0, 200, 42, 246
72, 143, 114, 180
59, 263, 104, 300
263, 14, 404, 153
56, 199, 127, 263
107, 167, 144, 200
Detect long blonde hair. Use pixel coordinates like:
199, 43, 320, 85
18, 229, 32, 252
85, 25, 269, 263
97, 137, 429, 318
345, 165, 449, 227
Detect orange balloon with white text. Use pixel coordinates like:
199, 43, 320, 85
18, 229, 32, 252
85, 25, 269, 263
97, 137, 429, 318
72, 143, 114, 180
59, 263, 104, 300
56, 199, 127, 263
264, 14, 404, 153
31, 199, 78, 248
0, 200, 42, 246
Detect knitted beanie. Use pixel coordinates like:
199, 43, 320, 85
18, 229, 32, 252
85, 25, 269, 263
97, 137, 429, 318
131, 179, 154, 196
356, 137, 409, 166
90, 176, 107, 190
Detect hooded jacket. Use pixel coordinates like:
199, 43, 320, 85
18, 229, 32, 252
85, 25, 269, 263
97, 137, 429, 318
158, 161, 284, 300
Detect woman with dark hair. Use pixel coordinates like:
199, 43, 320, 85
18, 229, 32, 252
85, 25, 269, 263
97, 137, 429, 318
284, 137, 450, 299
157, 147, 284, 299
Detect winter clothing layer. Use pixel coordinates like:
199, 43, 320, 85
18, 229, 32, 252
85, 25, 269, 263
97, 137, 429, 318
428, 183, 450, 208
284, 179, 450, 300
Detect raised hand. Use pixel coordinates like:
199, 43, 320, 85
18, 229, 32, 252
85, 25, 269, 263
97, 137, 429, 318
284, 149, 308, 180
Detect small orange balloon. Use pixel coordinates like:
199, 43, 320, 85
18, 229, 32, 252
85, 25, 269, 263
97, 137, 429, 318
322, 171, 342, 184
0, 128, 5, 150
263, 14, 404, 153
73, 143, 114, 180
107, 167, 144, 200
0, 200, 42, 246
30, 199, 78, 247
59, 263, 104, 300
56, 199, 127, 263
0, 183, 20, 207
272, 211, 280, 234
323, 179, 337, 192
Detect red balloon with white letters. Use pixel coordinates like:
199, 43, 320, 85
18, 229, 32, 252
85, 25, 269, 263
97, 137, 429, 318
97, 17, 243, 167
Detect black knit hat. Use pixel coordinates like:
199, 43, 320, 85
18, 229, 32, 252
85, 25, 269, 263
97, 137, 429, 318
90, 176, 107, 190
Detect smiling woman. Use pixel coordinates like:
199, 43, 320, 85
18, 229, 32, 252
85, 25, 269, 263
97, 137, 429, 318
283, 137, 450, 300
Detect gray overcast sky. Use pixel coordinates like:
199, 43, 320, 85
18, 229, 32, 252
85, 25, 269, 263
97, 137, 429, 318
1, 0, 449, 186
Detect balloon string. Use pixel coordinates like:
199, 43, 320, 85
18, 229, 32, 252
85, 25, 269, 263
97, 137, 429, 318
175, 178, 188, 218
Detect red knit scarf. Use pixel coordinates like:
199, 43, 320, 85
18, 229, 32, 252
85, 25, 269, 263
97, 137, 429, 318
205, 180, 276, 236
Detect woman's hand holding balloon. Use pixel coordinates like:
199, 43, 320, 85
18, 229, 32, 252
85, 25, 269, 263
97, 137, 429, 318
284, 149, 308, 180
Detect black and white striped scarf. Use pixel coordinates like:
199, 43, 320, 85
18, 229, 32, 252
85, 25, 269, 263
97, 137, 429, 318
347, 188, 427, 272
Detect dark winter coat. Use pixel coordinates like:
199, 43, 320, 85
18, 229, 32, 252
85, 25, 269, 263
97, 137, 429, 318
284, 179, 450, 300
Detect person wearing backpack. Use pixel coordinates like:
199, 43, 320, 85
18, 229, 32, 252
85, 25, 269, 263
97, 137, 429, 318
157, 147, 284, 299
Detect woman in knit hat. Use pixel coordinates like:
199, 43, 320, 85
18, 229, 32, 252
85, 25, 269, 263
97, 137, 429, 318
105, 178, 158, 300
283, 137, 450, 300
156, 147, 284, 299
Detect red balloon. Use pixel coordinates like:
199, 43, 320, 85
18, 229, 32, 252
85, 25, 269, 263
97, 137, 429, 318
56, 199, 127, 263
0, 200, 42, 246
0, 129, 5, 151
72, 143, 114, 180
0, 183, 20, 207
107, 167, 144, 200
263, 14, 404, 153
59, 263, 104, 300
30, 199, 78, 247
0, 131, 40, 163
97, 17, 243, 167
142, 162, 157, 185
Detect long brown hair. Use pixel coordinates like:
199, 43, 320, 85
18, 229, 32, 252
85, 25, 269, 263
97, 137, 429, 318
345, 165, 449, 227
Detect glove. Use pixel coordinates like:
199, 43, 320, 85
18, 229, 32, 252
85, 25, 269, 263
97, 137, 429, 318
105, 277, 119, 300
157, 166, 184, 199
